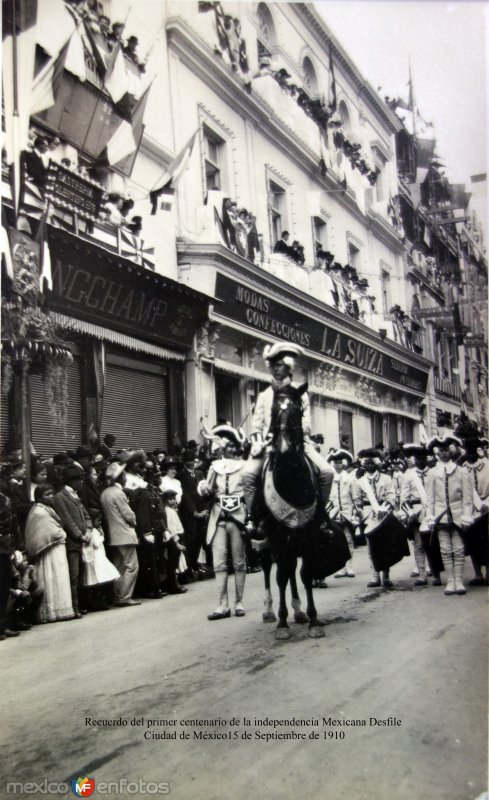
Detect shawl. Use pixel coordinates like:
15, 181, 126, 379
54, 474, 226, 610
25, 503, 66, 559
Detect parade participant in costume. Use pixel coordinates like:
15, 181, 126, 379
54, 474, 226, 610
400, 444, 441, 587
352, 449, 396, 588
462, 437, 489, 586
326, 449, 357, 578
241, 343, 334, 520
425, 435, 473, 596
198, 426, 248, 620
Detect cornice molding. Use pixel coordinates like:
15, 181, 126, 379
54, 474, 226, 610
175, 241, 431, 372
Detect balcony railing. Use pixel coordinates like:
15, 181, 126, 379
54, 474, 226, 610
434, 375, 462, 401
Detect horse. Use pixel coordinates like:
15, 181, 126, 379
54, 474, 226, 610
254, 382, 341, 640
251, 536, 309, 625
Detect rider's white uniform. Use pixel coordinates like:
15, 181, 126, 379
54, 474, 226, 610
241, 378, 334, 512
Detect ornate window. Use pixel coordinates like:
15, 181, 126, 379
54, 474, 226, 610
256, 3, 276, 63
303, 56, 318, 97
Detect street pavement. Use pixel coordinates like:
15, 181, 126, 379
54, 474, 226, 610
1, 545, 487, 800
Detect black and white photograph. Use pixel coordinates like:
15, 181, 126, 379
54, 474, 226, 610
1, 1, 487, 798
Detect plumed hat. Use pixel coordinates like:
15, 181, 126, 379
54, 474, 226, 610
201, 421, 247, 452
426, 435, 462, 453
357, 448, 384, 465
402, 443, 427, 457
326, 449, 353, 465
263, 342, 305, 365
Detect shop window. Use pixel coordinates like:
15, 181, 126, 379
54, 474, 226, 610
215, 372, 241, 427
339, 408, 353, 452
203, 126, 225, 192
268, 178, 287, 245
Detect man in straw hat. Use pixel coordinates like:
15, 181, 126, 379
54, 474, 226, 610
100, 463, 141, 607
241, 342, 334, 520
198, 425, 248, 620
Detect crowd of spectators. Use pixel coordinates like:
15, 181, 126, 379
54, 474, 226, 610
0, 432, 264, 640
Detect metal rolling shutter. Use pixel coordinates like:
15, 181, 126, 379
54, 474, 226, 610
30, 358, 83, 457
1, 391, 10, 451
101, 362, 168, 451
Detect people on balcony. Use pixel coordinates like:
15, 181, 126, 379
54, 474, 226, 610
22, 136, 51, 192
273, 230, 292, 256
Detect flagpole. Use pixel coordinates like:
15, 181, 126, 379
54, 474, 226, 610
11, 0, 20, 221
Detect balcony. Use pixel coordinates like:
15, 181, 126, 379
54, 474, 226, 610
434, 375, 462, 401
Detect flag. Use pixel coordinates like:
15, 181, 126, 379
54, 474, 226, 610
150, 184, 175, 215
30, 39, 68, 116
64, 25, 87, 82
213, 207, 228, 247
36, 203, 53, 291
35, 0, 74, 57
149, 129, 199, 214
327, 47, 337, 113
104, 44, 127, 104
105, 121, 137, 166
118, 228, 156, 269
2, 0, 39, 215
95, 84, 151, 168
1, 224, 14, 280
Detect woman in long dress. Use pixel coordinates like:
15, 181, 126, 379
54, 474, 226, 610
24, 484, 74, 622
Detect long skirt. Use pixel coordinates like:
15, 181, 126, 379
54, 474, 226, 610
35, 543, 74, 623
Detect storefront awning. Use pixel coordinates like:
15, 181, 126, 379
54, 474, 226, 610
52, 313, 186, 361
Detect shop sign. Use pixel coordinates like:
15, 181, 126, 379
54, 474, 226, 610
215, 274, 428, 392
46, 163, 104, 221
48, 228, 206, 348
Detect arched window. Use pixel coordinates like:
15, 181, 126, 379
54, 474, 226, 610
256, 3, 276, 63
257, 3, 276, 44
338, 100, 352, 132
303, 56, 318, 97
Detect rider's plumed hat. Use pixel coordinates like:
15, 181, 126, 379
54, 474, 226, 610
263, 342, 304, 366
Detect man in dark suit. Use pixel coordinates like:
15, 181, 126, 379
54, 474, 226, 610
53, 465, 93, 618
22, 136, 51, 192
273, 230, 292, 256
179, 450, 209, 576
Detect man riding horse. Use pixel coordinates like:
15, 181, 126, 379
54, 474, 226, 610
241, 342, 334, 523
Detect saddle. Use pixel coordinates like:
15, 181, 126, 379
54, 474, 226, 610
263, 455, 317, 529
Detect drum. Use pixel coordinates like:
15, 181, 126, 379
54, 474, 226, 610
463, 512, 489, 567
420, 529, 445, 575
364, 512, 410, 573
311, 519, 351, 579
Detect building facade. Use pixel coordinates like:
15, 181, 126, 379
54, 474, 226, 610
1, 0, 486, 469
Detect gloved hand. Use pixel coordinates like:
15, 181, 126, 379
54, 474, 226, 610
250, 442, 265, 458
